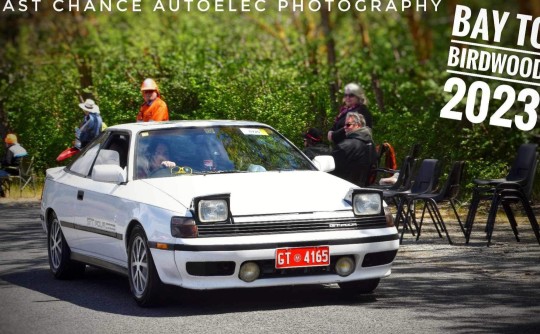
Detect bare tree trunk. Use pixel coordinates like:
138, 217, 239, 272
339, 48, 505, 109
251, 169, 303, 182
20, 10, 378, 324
353, 12, 385, 112
405, 10, 432, 63
320, 8, 339, 115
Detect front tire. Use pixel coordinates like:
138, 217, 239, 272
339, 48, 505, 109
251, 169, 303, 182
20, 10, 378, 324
128, 225, 162, 307
338, 278, 380, 294
47, 212, 85, 279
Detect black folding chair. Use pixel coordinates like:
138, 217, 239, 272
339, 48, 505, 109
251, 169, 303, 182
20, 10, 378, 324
369, 155, 416, 192
413, 161, 467, 244
387, 159, 441, 243
465, 143, 539, 245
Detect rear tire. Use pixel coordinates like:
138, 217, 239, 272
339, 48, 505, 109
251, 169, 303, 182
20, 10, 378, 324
338, 278, 380, 294
128, 225, 162, 307
47, 212, 85, 279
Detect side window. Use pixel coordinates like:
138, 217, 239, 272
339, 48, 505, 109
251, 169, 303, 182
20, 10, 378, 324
68, 142, 101, 176
104, 133, 130, 169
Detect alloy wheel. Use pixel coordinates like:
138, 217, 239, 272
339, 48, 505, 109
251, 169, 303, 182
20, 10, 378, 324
130, 235, 149, 297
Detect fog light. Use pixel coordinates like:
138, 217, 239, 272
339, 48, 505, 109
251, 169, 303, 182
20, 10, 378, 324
335, 256, 355, 277
239, 262, 260, 282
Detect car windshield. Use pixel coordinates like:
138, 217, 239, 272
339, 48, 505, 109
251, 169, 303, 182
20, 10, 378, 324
135, 125, 315, 179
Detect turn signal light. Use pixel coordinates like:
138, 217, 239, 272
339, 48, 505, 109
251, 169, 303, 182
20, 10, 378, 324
171, 217, 198, 238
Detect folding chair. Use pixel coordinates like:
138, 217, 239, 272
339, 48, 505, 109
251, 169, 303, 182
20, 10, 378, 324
8, 156, 37, 197
369, 155, 416, 192
413, 161, 467, 244
465, 143, 539, 245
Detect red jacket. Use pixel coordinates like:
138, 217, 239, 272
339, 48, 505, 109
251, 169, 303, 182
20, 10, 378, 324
137, 97, 169, 122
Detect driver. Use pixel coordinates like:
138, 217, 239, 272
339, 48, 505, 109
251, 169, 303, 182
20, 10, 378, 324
150, 142, 176, 171
138, 141, 176, 178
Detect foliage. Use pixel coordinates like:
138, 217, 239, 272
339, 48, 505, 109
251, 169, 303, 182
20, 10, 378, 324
1, 1, 539, 202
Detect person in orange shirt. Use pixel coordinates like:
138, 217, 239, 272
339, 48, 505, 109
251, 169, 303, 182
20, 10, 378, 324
136, 78, 169, 122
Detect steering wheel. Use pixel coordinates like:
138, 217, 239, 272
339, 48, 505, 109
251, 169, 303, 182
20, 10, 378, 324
148, 166, 174, 178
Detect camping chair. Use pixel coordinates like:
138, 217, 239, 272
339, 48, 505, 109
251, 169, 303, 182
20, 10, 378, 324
387, 159, 441, 243
8, 156, 37, 197
465, 143, 539, 245
413, 161, 467, 244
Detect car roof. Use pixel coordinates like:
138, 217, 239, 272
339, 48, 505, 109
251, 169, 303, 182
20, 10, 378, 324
106, 120, 270, 132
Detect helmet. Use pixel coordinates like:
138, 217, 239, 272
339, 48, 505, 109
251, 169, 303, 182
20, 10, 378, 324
140, 78, 159, 92
5, 133, 18, 144
344, 83, 365, 100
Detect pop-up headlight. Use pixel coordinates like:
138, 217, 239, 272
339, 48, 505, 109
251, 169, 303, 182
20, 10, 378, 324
351, 189, 383, 216
192, 193, 232, 224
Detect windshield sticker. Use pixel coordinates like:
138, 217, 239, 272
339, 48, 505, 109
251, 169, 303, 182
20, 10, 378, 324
240, 128, 269, 136
204, 128, 216, 134
141, 132, 149, 137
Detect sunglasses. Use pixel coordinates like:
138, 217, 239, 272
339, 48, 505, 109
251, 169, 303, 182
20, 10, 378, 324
344, 94, 356, 98
345, 122, 356, 128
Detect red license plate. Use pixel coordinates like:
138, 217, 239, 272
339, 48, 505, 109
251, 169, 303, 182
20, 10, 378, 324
275, 246, 330, 269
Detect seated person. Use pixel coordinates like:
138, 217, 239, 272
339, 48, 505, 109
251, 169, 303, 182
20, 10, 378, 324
1, 133, 28, 197
137, 141, 176, 178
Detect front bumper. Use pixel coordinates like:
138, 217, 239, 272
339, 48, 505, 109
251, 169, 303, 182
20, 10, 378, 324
150, 228, 399, 290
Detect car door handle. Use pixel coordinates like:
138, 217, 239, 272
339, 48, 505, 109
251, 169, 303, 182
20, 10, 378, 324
77, 190, 84, 201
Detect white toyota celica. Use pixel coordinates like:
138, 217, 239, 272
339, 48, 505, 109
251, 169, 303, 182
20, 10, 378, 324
40, 120, 399, 306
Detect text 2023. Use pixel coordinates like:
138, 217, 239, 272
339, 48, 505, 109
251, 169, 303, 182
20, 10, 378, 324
440, 77, 538, 131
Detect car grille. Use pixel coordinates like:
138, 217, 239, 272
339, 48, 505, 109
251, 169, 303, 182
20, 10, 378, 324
196, 216, 387, 237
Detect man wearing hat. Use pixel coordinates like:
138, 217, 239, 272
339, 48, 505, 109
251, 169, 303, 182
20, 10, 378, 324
76, 98, 103, 149
303, 128, 331, 160
0, 133, 28, 197
137, 78, 169, 122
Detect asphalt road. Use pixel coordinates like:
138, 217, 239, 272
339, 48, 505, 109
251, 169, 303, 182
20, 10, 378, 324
1, 201, 539, 334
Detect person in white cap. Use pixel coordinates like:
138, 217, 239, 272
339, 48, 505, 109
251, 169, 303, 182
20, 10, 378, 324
76, 98, 103, 149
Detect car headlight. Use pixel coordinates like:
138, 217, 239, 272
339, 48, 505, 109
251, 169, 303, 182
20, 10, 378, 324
199, 199, 228, 222
192, 194, 231, 224
352, 190, 383, 216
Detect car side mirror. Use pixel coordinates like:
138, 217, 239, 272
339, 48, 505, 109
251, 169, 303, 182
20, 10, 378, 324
92, 164, 127, 184
312, 155, 335, 172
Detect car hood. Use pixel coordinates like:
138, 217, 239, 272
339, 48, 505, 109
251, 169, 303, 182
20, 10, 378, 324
141, 171, 355, 216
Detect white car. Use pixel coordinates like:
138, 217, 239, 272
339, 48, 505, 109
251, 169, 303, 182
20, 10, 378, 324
40, 120, 399, 306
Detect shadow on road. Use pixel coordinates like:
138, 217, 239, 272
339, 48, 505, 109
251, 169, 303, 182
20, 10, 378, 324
1, 201, 539, 333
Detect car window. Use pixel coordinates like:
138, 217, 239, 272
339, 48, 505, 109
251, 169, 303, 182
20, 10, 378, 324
135, 126, 314, 179
68, 142, 102, 176
102, 133, 130, 169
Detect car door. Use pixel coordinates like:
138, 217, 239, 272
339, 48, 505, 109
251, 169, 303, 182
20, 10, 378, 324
59, 139, 104, 252
73, 133, 132, 265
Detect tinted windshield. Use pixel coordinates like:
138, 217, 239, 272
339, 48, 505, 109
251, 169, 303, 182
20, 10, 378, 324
136, 126, 314, 179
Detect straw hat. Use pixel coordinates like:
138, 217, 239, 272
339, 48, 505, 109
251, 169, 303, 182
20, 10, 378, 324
79, 99, 100, 113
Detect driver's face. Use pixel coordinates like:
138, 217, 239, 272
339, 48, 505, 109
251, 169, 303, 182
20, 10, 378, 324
151, 143, 169, 168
